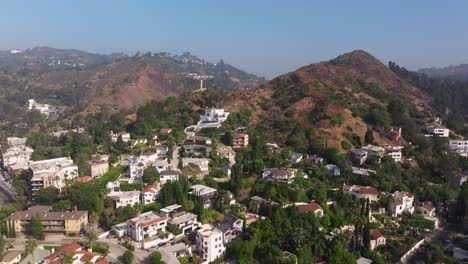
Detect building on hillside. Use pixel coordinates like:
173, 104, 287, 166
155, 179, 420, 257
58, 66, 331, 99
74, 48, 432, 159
288, 152, 303, 163
2, 145, 33, 172
370, 229, 386, 250
389, 191, 414, 217
216, 144, 236, 165
160, 128, 172, 134
183, 144, 212, 157
425, 126, 449, 137
189, 184, 217, 208
196, 224, 225, 264
351, 167, 377, 176
385, 146, 403, 162
342, 185, 379, 202
387, 126, 402, 141
361, 145, 386, 161
197, 108, 230, 130
152, 159, 169, 173
214, 214, 243, 244
262, 168, 298, 184
127, 211, 168, 242
108, 191, 141, 208
349, 149, 368, 165
157, 243, 192, 264
5, 206, 88, 236
295, 201, 324, 217
111, 131, 131, 143
130, 139, 148, 149
232, 133, 249, 149
89, 154, 109, 178
142, 184, 161, 205
415, 201, 436, 217
160, 170, 181, 184
266, 143, 281, 155
73, 176, 92, 183
44, 243, 106, 264
182, 158, 209, 172
449, 140, 468, 157
186, 136, 212, 145
305, 155, 324, 166
6, 137, 27, 147
168, 211, 200, 234
29, 157, 78, 196
325, 164, 341, 177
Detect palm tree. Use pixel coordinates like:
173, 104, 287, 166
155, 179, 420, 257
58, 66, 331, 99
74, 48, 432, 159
25, 237, 38, 264
62, 252, 74, 264
84, 231, 98, 250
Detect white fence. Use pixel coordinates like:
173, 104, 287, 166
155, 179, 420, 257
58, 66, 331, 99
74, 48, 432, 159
400, 238, 425, 263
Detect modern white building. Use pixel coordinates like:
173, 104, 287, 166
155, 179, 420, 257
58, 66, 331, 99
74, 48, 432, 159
152, 159, 169, 173
196, 224, 225, 264
127, 211, 168, 242
189, 184, 217, 208
29, 157, 78, 195
214, 214, 243, 244
109, 190, 141, 208
111, 131, 131, 143
425, 126, 449, 137
449, 140, 468, 157
385, 146, 403, 162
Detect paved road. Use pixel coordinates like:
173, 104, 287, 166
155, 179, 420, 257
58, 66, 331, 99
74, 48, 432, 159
97, 237, 150, 263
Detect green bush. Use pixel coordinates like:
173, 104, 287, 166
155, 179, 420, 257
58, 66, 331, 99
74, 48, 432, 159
341, 141, 352, 150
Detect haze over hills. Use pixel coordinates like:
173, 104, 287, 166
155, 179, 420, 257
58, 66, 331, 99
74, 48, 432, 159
0, 46, 265, 118
419, 63, 468, 81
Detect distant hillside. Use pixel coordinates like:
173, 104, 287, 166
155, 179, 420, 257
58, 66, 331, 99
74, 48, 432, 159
419, 64, 468, 81
0, 47, 265, 136
223, 50, 434, 150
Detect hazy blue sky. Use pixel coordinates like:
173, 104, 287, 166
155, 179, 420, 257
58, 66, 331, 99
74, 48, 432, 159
1, 0, 467, 78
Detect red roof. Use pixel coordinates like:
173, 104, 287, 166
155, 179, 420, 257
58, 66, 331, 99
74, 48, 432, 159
73, 176, 92, 183
370, 229, 384, 240
297, 202, 323, 213
393, 200, 403, 206
160, 128, 172, 133
45, 243, 82, 262
359, 187, 378, 195
142, 184, 159, 193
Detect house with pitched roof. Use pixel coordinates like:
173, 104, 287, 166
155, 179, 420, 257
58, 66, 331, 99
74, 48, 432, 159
44, 243, 107, 264
370, 229, 386, 250
389, 191, 414, 217
342, 185, 379, 202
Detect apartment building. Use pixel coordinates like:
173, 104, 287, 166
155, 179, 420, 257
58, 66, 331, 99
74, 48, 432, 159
89, 154, 109, 178
29, 157, 78, 196
196, 224, 225, 264
109, 191, 141, 208
189, 184, 217, 208
5, 206, 88, 236
127, 211, 168, 242
232, 133, 249, 149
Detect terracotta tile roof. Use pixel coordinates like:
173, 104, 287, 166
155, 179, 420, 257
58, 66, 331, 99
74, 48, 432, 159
142, 184, 160, 193
45, 243, 82, 262
297, 202, 323, 213
358, 187, 378, 195
393, 200, 403, 206
370, 229, 384, 240
73, 176, 92, 183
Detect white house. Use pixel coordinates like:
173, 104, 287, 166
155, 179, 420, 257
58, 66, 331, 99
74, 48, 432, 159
197, 108, 230, 130
262, 168, 298, 184
189, 184, 217, 208
182, 158, 209, 172
169, 211, 200, 234
415, 201, 436, 217
2, 145, 33, 172
109, 191, 141, 208
370, 229, 386, 250
449, 140, 468, 157
342, 185, 379, 202
385, 146, 403, 162
389, 191, 414, 217
142, 184, 161, 205
160, 170, 181, 184
127, 211, 168, 242
196, 224, 225, 264
29, 157, 78, 196
425, 126, 449, 137
288, 152, 303, 163
111, 131, 131, 143
152, 159, 169, 173
294, 201, 324, 218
